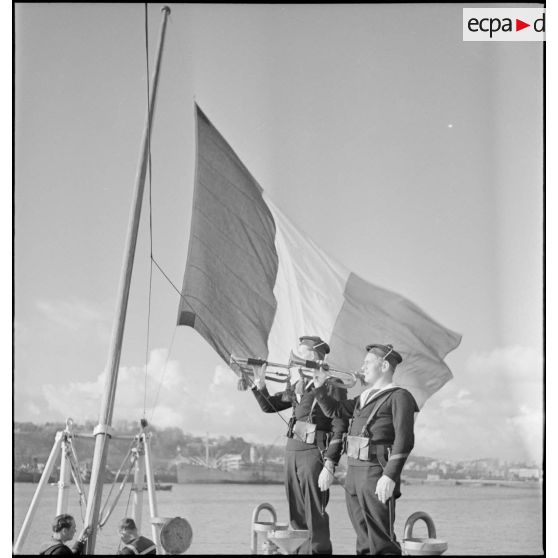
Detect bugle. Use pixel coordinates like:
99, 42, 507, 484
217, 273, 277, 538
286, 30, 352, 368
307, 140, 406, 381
230, 352, 364, 391
288, 351, 364, 388
229, 355, 292, 391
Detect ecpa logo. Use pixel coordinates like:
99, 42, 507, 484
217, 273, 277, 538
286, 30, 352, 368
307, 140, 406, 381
463, 8, 545, 41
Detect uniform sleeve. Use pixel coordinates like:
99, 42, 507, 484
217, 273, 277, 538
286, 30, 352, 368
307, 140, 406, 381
323, 415, 348, 463
313, 385, 356, 419
383, 390, 419, 481
251, 386, 293, 413
323, 384, 349, 464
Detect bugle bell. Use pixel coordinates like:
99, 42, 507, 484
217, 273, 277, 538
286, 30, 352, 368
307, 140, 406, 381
287, 351, 364, 388
229, 355, 291, 391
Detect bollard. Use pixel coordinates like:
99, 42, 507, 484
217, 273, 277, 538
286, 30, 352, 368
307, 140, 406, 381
251, 503, 285, 554
402, 511, 448, 556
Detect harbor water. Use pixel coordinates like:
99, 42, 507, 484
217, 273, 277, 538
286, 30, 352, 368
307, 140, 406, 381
13, 481, 542, 555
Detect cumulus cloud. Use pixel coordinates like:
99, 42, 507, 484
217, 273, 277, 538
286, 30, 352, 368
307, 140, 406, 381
416, 344, 543, 463
506, 405, 543, 458
41, 349, 285, 444
34, 343, 543, 463
439, 388, 473, 410
43, 373, 105, 420
210, 365, 238, 389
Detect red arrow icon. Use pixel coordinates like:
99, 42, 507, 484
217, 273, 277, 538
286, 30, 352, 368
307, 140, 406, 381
516, 19, 530, 31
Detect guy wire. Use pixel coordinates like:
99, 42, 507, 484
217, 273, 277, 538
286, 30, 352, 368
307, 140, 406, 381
143, 2, 155, 419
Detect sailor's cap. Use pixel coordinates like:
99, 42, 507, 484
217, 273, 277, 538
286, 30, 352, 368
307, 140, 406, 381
299, 335, 330, 358
365, 343, 403, 367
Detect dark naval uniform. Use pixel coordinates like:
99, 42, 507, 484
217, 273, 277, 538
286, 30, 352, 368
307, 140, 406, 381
314, 385, 418, 555
253, 380, 348, 554
39, 540, 85, 555
118, 535, 157, 555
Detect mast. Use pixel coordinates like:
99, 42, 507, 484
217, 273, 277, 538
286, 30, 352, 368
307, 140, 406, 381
83, 6, 171, 553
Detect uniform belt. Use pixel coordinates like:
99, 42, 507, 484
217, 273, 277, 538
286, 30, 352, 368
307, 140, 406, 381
306, 430, 328, 447
345, 435, 391, 466
287, 422, 328, 445
287, 429, 328, 440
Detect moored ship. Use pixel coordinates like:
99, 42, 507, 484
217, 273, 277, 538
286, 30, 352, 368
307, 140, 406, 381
175, 461, 284, 484
172, 445, 284, 484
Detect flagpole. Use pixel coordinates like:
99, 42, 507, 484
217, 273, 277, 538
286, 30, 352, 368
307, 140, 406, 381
83, 6, 170, 553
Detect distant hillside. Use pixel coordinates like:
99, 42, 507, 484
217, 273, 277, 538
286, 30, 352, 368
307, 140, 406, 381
13, 421, 285, 473
14, 421, 539, 482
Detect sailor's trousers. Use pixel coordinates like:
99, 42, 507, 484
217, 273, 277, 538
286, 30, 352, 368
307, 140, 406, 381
284, 446, 332, 554
344, 464, 401, 555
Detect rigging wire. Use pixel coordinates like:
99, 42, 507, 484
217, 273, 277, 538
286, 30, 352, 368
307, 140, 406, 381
149, 326, 178, 425
70, 448, 86, 523
133, 3, 178, 434
117, 480, 135, 554
98, 439, 136, 527
67, 443, 88, 512
143, 2, 155, 419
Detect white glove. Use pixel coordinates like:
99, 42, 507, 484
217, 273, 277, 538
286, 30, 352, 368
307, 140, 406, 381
252, 363, 267, 390
375, 474, 395, 503
312, 369, 328, 388
318, 461, 335, 491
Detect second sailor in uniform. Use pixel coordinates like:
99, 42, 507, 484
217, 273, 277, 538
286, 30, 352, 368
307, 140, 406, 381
312, 343, 418, 555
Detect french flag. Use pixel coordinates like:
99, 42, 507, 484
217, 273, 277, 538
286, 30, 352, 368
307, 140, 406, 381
178, 105, 461, 407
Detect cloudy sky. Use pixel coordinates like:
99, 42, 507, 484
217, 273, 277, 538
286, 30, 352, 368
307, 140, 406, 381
14, 4, 544, 464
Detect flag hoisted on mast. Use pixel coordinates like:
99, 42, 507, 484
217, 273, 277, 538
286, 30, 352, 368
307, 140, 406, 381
177, 105, 462, 408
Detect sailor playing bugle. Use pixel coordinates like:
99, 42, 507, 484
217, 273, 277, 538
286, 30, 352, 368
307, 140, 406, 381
248, 336, 348, 555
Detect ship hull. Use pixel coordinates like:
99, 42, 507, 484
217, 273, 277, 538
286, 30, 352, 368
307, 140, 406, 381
176, 463, 284, 484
